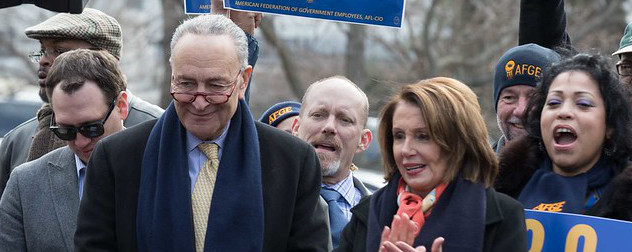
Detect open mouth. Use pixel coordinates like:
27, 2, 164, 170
405, 164, 425, 171
554, 127, 577, 145
313, 143, 337, 152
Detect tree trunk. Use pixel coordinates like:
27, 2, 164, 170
345, 24, 368, 89
159, 0, 186, 108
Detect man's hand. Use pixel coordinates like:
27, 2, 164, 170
211, 0, 262, 36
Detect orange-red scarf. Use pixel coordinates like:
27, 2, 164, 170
396, 178, 447, 235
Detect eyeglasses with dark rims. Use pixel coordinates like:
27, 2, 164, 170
170, 69, 243, 104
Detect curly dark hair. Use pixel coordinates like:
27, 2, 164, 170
524, 53, 632, 167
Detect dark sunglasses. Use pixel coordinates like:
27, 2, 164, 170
49, 99, 117, 141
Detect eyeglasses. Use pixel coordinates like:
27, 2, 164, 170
170, 69, 242, 104
49, 99, 117, 141
616, 62, 632, 76
28, 47, 100, 63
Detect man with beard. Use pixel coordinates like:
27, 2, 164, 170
0, 8, 164, 196
492, 44, 560, 152
292, 76, 373, 248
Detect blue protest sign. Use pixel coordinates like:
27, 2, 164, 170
223, 0, 405, 28
184, 0, 212, 14
525, 210, 632, 251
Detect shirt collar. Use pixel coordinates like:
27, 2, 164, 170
186, 120, 230, 153
74, 154, 86, 178
322, 171, 356, 205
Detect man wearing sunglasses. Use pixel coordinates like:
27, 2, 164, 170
0, 8, 164, 197
74, 15, 328, 251
0, 49, 128, 251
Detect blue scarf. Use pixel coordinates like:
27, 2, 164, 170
136, 100, 264, 251
366, 172, 486, 252
518, 156, 613, 214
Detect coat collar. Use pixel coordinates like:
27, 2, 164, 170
46, 146, 80, 252
352, 175, 372, 197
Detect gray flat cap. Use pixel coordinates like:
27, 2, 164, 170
25, 8, 122, 59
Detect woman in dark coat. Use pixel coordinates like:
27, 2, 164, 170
496, 53, 632, 221
337, 77, 527, 252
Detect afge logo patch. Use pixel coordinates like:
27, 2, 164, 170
505, 60, 542, 80
269, 106, 293, 123
505, 60, 516, 79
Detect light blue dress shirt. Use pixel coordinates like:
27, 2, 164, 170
186, 122, 230, 193
322, 172, 362, 220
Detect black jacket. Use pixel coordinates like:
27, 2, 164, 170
74, 119, 329, 251
519, 0, 572, 51
336, 187, 527, 252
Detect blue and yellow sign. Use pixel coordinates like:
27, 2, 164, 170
223, 0, 405, 28
525, 210, 632, 252
185, 0, 213, 14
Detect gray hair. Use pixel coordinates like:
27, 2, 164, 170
170, 14, 248, 68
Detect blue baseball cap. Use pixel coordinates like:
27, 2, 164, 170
259, 101, 301, 127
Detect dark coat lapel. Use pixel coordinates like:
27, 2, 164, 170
415, 177, 486, 252
46, 146, 80, 252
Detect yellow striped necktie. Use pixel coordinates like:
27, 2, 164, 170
192, 142, 219, 252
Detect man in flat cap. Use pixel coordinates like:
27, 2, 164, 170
0, 8, 164, 196
259, 101, 301, 133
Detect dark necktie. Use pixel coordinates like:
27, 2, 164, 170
320, 188, 346, 248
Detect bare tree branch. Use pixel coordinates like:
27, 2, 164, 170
572, 0, 623, 43
259, 18, 305, 99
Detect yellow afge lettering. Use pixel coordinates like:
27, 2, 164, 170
565, 224, 597, 252
268, 107, 292, 123
511, 63, 542, 78
532, 201, 565, 212
526, 219, 544, 252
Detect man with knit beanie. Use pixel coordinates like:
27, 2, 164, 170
0, 8, 164, 196
492, 44, 560, 152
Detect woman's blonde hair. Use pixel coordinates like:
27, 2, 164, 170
378, 77, 498, 187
